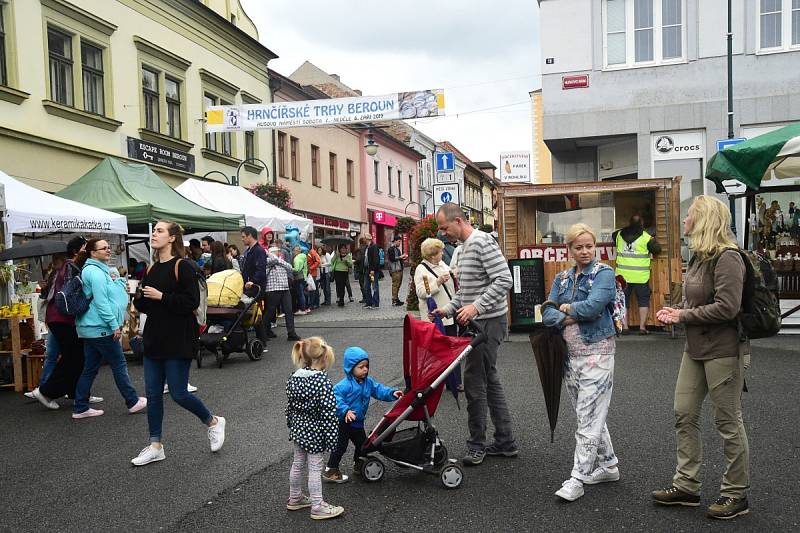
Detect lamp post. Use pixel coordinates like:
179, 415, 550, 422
726, 0, 737, 235
364, 133, 378, 156
201, 157, 270, 186
404, 200, 420, 217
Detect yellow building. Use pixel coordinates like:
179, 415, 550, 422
0, 0, 275, 191
530, 89, 552, 184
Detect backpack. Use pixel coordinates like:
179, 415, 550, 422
148, 259, 208, 326
560, 262, 626, 335
54, 263, 92, 316
378, 248, 385, 268
711, 248, 781, 340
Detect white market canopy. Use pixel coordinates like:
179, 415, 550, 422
1, 170, 128, 236
175, 178, 312, 234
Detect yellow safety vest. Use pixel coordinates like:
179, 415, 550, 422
616, 231, 652, 284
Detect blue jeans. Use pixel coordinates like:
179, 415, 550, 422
73, 336, 139, 414
362, 271, 380, 307
39, 330, 60, 385
320, 272, 331, 304
143, 357, 212, 443
294, 280, 307, 310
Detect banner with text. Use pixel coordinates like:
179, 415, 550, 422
499, 151, 531, 183
205, 90, 445, 132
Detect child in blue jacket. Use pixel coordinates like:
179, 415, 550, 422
322, 346, 402, 483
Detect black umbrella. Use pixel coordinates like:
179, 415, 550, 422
321, 236, 353, 248
530, 327, 567, 443
0, 240, 67, 261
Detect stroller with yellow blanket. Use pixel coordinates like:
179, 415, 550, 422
197, 269, 264, 368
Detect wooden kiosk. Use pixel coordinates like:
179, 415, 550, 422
497, 177, 683, 329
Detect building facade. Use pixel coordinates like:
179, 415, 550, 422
270, 69, 363, 240
476, 161, 498, 228
0, 0, 274, 192
539, 0, 800, 233
529, 89, 553, 184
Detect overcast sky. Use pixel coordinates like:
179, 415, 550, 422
241, 0, 541, 165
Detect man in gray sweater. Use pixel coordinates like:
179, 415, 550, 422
432, 203, 517, 466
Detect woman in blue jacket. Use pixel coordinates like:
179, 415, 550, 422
72, 239, 146, 419
541, 223, 619, 502
322, 346, 402, 483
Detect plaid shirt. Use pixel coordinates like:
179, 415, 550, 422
265, 253, 293, 292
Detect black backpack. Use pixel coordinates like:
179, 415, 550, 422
54, 263, 92, 316
712, 248, 781, 340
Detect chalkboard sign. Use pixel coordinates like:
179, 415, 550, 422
509, 258, 546, 329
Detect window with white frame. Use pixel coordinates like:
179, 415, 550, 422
758, 0, 800, 51
603, 0, 685, 68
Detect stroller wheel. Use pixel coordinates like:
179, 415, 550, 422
247, 339, 264, 361
439, 464, 463, 489
433, 444, 448, 467
215, 350, 224, 369
195, 349, 203, 369
360, 458, 385, 482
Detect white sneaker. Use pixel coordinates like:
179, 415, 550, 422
24, 391, 35, 399
585, 466, 620, 485
163, 383, 198, 394
555, 478, 584, 501
128, 397, 147, 414
208, 416, 226, 452
89, 396, 104, 404
131, 444, 166, 466
32, 388, 59, 410
72, 408, 104, 419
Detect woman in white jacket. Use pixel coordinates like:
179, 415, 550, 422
414, 238, 458, 334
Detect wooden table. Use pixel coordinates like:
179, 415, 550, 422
0, 316, 33, 392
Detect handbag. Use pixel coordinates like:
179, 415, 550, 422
421, 262, 453, 300
305, 273, 316, 291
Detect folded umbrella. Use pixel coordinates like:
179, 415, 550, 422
0, 240, 67, 261
321, 236, 354, 248
530, 327, 568, 443
423, 276, 461, 408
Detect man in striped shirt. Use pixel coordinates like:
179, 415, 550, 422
432, 203, 517, 466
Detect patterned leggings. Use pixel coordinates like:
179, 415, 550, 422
289, 444, 324, 510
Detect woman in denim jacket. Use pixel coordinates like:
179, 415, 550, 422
541, 223, 619, 502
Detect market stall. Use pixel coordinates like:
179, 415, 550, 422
175, 178, 312, 234
497, 177, 682, 330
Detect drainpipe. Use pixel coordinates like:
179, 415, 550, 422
268, 77, 282, 186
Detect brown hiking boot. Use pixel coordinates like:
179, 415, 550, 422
321, 467, 349, 484
651, 486, 701, 507
707, 496, 749, 520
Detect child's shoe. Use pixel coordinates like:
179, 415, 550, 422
310, 502, 344, 520
286, 494, 312, 511
322, 467, 349, 484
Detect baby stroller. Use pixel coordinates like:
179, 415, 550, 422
198, 284, 264, 368
359, 314, 487, 489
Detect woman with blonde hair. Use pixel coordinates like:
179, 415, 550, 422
652, 195, 751, 520
541, 222, 620, 502
285, 337, 343, 520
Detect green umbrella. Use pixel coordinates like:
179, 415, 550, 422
706, 122, 800, 193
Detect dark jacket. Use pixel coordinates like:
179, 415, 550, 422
210, 256, 232, 274
241, 243, 267, 293
612, 226, 662, 255
134, 257, 200, 360
677, 249, 748, 360
365, 243, 381, 272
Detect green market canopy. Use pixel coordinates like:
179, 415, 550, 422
706, 122, 800, 193
56, 158, 244, 234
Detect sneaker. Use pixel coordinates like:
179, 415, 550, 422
707, 496, 749, 520
32, 388, 59, 410
163, 384, 198, 394
287, 333, 301, 341
310, 502, 344, 520
89, 396, 104, 404
208, 416, 226, 452
128, 397, 148, 414
277, 313, 285, 318
24, 391, 35, 399
322, 467, 350, 484
72, 408, 104, 419
484, 444, 519, 457
271, 322, 278, 328
462, 448, 486, 466
651, 486, 701, 507
131, 444, 166, 466
585, 466, 620, 485
555, 478, 585, 502
286, 494, 312, 511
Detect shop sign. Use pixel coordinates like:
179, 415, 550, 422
518, 244, 617, 262
127, 137, 195, 173
651, 131, 704, 161
372, 210, 397, 227
302, 213, 350, 229
562, 75, 589, 89
499, 151, 531, 183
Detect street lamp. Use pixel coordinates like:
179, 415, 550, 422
201, 157, 270, 186
364, 133, 379, 156
404, 200, 420, 216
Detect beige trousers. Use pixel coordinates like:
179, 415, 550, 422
672, 352, 750, 498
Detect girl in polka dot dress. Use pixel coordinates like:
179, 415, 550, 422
285, 337, 344, 520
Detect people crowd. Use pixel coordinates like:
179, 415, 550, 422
23, 196, 756, 522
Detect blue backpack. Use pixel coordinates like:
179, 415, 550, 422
55, 263, 92, 316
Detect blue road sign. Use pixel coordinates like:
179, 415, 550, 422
716, 138, 746, 151
435, 151, 455, 172
440, 191, 453, 203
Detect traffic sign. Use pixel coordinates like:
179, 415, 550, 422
435, 151, 455, 173
716, 138, 746, 151
435, 172, 455, 184
716, 138, 748, 194
433, 183, 460, 210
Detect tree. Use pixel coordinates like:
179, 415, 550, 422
248, 182, 292, 211
394, 216, 416, 235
